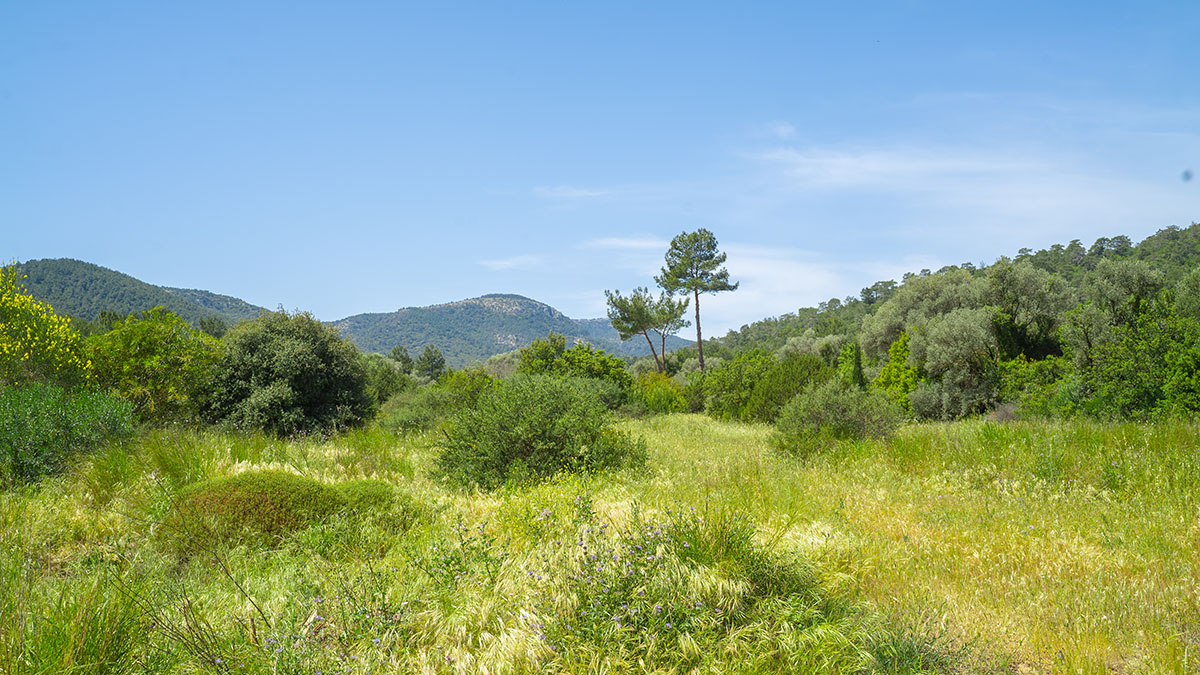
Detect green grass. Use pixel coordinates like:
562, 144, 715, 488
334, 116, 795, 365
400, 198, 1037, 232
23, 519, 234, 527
1, 415, 1196, 673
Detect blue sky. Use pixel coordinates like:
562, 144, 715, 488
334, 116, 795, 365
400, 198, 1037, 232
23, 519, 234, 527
3, 1, 1197, 336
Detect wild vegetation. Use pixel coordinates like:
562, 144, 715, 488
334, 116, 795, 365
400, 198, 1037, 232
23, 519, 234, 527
2, 224, 1199, 673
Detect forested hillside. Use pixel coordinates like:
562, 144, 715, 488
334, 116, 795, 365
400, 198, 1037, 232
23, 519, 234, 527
16, 260, 680, 368
15, 259, 266, 327
677, 222, 1200, 421
334, 294, 688, 368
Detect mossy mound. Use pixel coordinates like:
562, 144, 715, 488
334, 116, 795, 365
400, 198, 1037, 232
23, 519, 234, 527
335, 479, 397, 512
173, 470, 346, 548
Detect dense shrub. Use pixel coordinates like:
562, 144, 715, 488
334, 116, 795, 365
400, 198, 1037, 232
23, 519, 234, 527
517, 332, 635, 391
361, 352, 415, 406
0, 383, 134, 483
378, 387, 454, 433
744, 353, 831, 423
775, 380, 904, 457
679, 370, 707, 412
639, 371, 687, 414
703, 349, 773, 421
334, 479, 425, 529
204, 311, 373, 435
0, 265, 91, 386
378, 367, 496, 432
873, 331, 919, 413
998, 355, 1075, 417
435, 374, 646, 489
173, 470, 346, 548
1080, 297, 1200, 418
335, 479, 398, 512
86, 307, 221, 424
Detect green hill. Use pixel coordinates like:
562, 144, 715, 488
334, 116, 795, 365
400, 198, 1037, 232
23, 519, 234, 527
13, 259, 685, 368
332, 294, 689, 367
14, 259, 266, 326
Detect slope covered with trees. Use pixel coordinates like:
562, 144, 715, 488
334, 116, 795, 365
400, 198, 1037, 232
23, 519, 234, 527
680, 223, 1200, 421
334, 294, 688, 368
15, 259, 266, 327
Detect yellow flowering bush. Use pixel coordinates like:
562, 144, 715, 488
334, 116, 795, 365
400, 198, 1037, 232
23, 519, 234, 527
0, 265, 91, 386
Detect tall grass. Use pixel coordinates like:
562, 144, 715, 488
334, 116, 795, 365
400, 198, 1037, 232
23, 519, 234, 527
1, 414, 1195, 673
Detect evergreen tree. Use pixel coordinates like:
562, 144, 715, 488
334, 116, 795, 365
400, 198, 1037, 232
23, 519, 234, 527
655, 229, 738, 371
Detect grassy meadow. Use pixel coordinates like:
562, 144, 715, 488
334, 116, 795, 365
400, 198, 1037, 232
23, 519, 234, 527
2, 415, 1197, 674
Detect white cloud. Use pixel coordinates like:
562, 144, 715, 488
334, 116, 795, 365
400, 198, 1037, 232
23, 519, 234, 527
478, 254, 542, 271
532, 185, 610, 199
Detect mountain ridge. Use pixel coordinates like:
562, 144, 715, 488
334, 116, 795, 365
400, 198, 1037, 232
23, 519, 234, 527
13, 258, 686, 368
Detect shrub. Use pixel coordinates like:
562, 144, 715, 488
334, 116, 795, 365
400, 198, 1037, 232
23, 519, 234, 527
0, 383, 134, 483
361, 352, 415, 406
775, 380, 904, 457
377, 367, 496, 432
679, 370, 707, 412
435, 375, 646, 489
703, 349, 773, 421
335, 479, 398, 512
517, 332, 635, 391
0, 265, 91, 386
172, 470, 346, 548
569, 375, 628, 411
86, 307, 221, 424
639, 371, 687, 414
873, 331, 919, 413
744, 353, 831, 423
204, 311, 373, 435
378, 386, 454, 433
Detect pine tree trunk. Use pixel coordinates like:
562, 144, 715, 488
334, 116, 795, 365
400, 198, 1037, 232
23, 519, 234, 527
642, 331, 663, 372
694, 289, 704, 371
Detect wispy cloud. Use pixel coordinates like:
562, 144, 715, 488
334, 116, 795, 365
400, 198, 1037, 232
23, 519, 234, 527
755, 146, 1043, 190
532, 185, 610, 199
583, 236, 669, 250
754, 120, 798, 140
478, 254, 542, 271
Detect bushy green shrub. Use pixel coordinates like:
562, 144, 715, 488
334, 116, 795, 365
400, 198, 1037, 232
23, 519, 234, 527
172, 470, 346, 548
378, 386, 454, 433
377, 367, 497, 432
998, 354, 1075, 417
86, 307, 221, 424
679, 370, 707, 412
335, 479, 398, 512
204, 311, 373, 436
517, 332, 635, 391
873, 331, 919, 413
435, 375, 646, 489
568, 375, 629, 411
361, 352, 415, 406
744, 353, 831, 423
775, 380, 904, 457
639, 371, 687, 414
703, 349, 773, 421
0, 383, 134, 483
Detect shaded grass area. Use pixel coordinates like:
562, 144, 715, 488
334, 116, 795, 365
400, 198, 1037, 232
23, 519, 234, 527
2, 416, 1196, 673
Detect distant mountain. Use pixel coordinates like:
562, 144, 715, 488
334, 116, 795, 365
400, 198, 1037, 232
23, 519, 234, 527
15, 259, 686, 367
14, 259, 266, 326
333, 294, 690, 368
